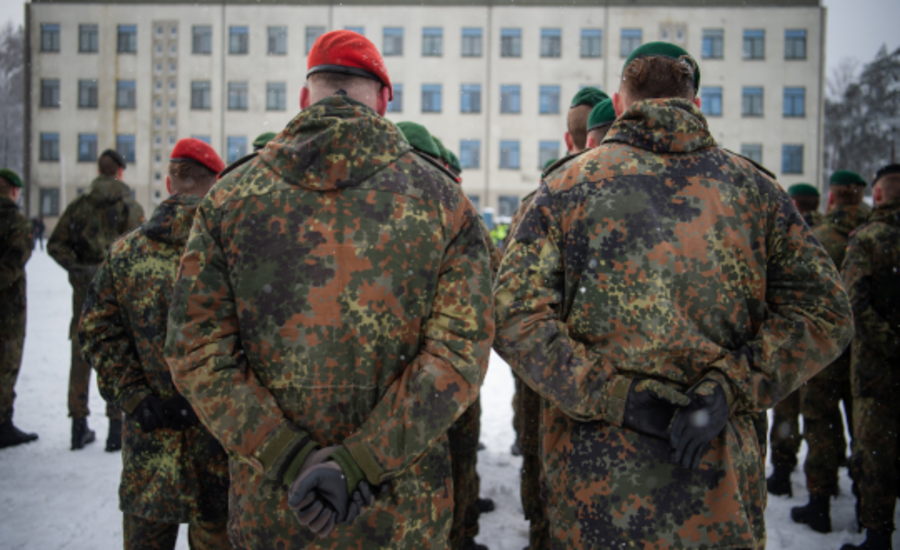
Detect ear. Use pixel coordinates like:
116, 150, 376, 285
375, 86, 391, 117
827, 190, 834, 207
613, 92, 625, 117
300, 86, 311, 110
564, 131, 575, 153
165, 175, 173, 195
874, 184, 883, 205
586, 134, 598, 149
693, 96, 702, 109
117, 167, 125, 180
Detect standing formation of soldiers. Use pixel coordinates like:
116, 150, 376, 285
1, 26, 899, 550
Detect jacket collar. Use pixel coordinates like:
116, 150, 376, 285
144, 193, 201, 246
604, 98, 717, 155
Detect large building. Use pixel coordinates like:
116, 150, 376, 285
25, 0, 825, 227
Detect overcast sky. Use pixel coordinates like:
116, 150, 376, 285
0, 0, 897, 76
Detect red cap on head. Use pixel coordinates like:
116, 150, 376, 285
170, 138, 225, 174
306, 30, 393, 100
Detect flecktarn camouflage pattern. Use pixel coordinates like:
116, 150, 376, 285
165, 96, 494, 549
493, 98, 853, 549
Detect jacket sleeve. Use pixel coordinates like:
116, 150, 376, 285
79, 254, 152, 413
342, 205, 494, 485
0, 215, 33, 290
842, 231, 899, 360
47, 205, 77, 272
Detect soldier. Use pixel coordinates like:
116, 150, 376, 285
493, 42, 853, 548
32, 216, 45, 251
840, 164, 900, 550
565, 87, 608, 154
79, 139, 229, 550
0, 168, 38, 449
252, 132, 277, 152
791, 170, 870, 532
165, 30, 493, 549
48, 148, 144, 451
584, 98, 617, 149
789, 182, 825, 227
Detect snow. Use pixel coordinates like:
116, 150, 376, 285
1, 249, 898, 549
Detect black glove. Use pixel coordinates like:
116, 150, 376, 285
162, 394, 200, 431
344, 480, 375, 525
132, 395, 166, 433
622, 379, 691, 440
668, 380, 730, 470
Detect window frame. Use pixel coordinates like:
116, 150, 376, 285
462, 28, 483, 57
40, 132, 60, 161
266, 82, 287, 111
41, 24, 60, 53
191, 81, 212, 110
78, 79, 99, 109
700, 86, 723, 117
40, 79, 60, 108
306, 27, 326, 54
620, 29, 642, 58
460, 84, 482, 114
500, 84, 521, 114
40, 188, 60, 216
701, 29, 724, 59
783, 87, 806, 118
227, 136, 248, 164
500, 28, 522, 58
79, 24, 99, 53
421, 83, 443, 113
499, 141, 520, 170
117, 24, 138, 54
192, 25, 213, 55
539, 85, 561, 115
539, 140, 560, 169
782, 144, 804, 174
580, 28, 602, 58
743, 29, 765, 60
116, 80, 137, 110
422, 27, 443, 57
77, 133, 98, 163
741, 87, 764, 117
540, 28, 561, 58
383, 27, 404, 57
116, 134, 136, 163
229, 26, 249, 55
460, 140, 480, 169
227, 81, 249, 111
386, 83, 404, 113
785, 29, 807, 60
741, 143, 763, 165
267, 26, 288, 56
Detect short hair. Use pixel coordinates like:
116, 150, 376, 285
307, 72, 383, 95
621, 56, 696, 102
566, 105, 592, 151
98, 154, 121, 177
830, 184, 864, 206
0, 177, 16, 198
587, 124, 613, 148
877, 173, 900, 203
168, 161, 217, 196
793, 195, 820, 213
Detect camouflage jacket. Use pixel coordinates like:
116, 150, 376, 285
0, 196, 33, 335
804, 210, 825, 229
79, 194, 228, 524
48, 175, 144, 273
813, 203, 871, 268
842, 200, 900, 399
165, 96, 494, 549
493, 98, 853, 549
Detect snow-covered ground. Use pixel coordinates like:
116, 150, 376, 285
1, 249, 897, 549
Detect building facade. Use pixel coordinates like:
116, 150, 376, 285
25, 0, 825, 226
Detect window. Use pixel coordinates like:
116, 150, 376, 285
117, 134, 136, 163
498, 195, 520, 217
387, 84, 403, 113
191, 81, 211, 109
785, 29, 807, 60
539, 141, 559, 169
170, 44, 177, 54
467, 195, 480, 212
539, 85, 560, 114
500, 85, 521, 114
701, 86, 722, 117
460, 140, 480, 169
229, 26, 249, 54
345, 27, 365, 36
193, 25, 212, 54
460, 84, 481, 114
423, 28, 443, 57
782, 144, 803, 174
702, 29, 723, 59
118, 25, 137, 53
170, 26, 177, 37
741, 143, 763, 165
169, 80, 176, 91
306, 26, 325, 54
581, 29, 602, 58
192, 135, 211, 144
155, 80, 162, 91
78, 133, 98, 162
40, 133, 60, 161
227, 136, 247, 163
79, 24, 98, 53
499, 141, 520, 170
541, 28, 561, 58
169, 99, 176, 109
743, 30, 765, 60
116, 80, 136, 109
155, 117, 161, 128
462, 28, 482, 57
742, 87, 763, 117
168, 117, 176, 128
267, 82, 286, 111
228, 82, 249, 110
156, 25, 163, 36
784, 87, 805, 117
40, 79, 60, 108
383, 28, 403, 56
169, 62, 176, 72
78, 79, 98, 108
40, 188, 60, 216
41, 24, 60, 52
421, 84, 442, 113
501, 28, 521, 58
268, 26, 287, 55
620, 29, 642, 57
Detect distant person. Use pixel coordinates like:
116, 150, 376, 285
565, 87, 607, 154
585, 98, 617, 149
31, 217, 45, 251
80, 139, 229, 550
48, 149, 144, 452
0, 168, 38, 449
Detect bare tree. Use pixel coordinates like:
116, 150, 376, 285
0, 22, 24, 175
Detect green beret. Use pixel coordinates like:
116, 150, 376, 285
587, 99, 616, 132
253, 132, 277, 150
570, 87, 609, 109
395, 121, 440, 159
0, 168, 23, 188
788, 183, 820, 198
100, 148, 126, 169
433, 137, 450, 164
623, 41, 701, 91
447, 151, 462, 174
830, 170, 867, 186
543, 158, 558, 170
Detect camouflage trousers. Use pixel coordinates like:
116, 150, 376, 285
851, 397, 900, 530
123, 513, 229, 550
800, 352, 852, 497
0, 332, 25, 425
68, 269, 118, 419
770, 389, 801, 470
449, 398, 481, 549
513, 375, 550, 550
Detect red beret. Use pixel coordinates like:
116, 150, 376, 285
307, 30, 393, 100
170, 138, 225, 174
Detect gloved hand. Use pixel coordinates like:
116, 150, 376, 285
669, 380, 730, 470
622, 379, 691, 440
131, 395, 166, 433
162, 394, 200, 431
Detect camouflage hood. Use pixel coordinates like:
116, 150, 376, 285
143, 193, 201, 246
604, 97, 717, 154
868, 200, 900, 229
824, 203, 872, 237
87, 175, 133, 205
257, 95, 411, 191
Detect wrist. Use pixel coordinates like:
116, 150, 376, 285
602, 376, 633, 427
281, 439, 320, 486
331, 447, 366, 495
